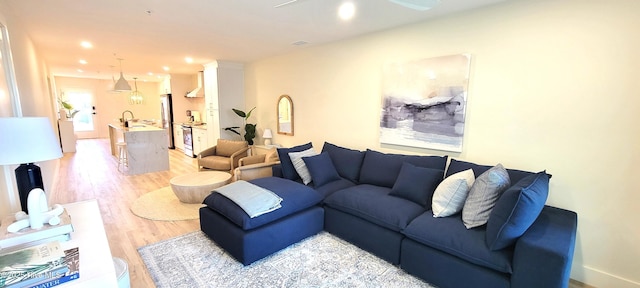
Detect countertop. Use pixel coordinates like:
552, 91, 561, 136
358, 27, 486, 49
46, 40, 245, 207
172, 122, 208, 130
108, 123, 164, 132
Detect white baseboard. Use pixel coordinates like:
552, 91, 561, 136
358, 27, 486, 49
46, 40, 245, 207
572, 265, 640, 288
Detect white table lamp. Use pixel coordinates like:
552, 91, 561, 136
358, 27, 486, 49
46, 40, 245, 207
263, 128, 273, 145
0, 117, 63, 213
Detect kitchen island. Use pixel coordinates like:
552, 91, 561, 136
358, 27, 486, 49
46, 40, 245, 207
108, 123, 170, 175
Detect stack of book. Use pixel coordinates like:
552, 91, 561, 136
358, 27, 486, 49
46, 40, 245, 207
0, 241, 80, 288
0, 210, 74, 253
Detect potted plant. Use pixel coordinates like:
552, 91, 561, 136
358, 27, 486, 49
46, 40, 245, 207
224, 107, 257, 145
58, 96, 79, 119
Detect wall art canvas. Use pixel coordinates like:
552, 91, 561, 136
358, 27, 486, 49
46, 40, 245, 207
380, 54, 471, 152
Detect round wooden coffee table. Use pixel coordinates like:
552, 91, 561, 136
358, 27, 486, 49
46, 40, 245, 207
169, 171, 232, 203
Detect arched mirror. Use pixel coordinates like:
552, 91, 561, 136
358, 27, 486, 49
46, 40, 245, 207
277, 95, 293, 135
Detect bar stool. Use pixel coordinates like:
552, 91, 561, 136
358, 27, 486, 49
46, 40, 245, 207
116, 142, 128, 173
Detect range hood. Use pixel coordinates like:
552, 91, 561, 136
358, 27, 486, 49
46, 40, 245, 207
186, 71, 204, 97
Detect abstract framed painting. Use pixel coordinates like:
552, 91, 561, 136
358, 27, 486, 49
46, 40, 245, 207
380, 54, 472, 152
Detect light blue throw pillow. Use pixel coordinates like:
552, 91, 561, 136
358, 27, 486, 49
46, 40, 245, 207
462, 164, 510, 229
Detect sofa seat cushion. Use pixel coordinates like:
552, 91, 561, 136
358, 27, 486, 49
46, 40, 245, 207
403, 212, 513, 274
324, 184, 425, 232
359, 149, 447, 188
312, 178, 356, 198
199, 155, 231, 171
203, 177, 323, 230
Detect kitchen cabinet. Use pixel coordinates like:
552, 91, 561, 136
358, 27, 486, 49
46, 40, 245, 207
192, 127, 208, 156
203, 61, 244, 145
173, 124, 184, 151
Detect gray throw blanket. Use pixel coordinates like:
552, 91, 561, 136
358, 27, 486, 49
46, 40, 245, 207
214, 180, 283, 218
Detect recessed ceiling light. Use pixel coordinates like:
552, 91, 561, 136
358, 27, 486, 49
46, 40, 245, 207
148, 72, 154, 76
79, 59, 87, 65
163, 66, 170, 71
338, 2, 355, 20
185, 57, 194, 64
77, 69, 83, 73
80, 41, 93, 48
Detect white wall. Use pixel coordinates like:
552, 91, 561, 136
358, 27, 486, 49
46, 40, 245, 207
0, 3, 59, 217
245, 0, 640, 287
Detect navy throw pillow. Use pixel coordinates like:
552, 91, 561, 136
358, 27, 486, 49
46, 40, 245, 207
486, 171, 550, 250
389, 162, 444, 206
277, 142, 313, 181
321, 142, 365, 183
303, 153, 342, 187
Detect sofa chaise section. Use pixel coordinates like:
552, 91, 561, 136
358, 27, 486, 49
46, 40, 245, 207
200, 177, 324, 265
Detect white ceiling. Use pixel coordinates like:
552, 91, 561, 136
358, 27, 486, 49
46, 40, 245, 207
3, 0, 505, 82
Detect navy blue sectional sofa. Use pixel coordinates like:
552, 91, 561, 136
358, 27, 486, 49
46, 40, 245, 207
269, 142, 578, 288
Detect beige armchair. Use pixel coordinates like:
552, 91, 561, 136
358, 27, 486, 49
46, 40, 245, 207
198, 139, 250, 173
233, 147, 280, 181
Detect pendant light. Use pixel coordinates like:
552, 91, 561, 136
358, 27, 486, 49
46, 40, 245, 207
129, 77, 144, 105
107, 65, 120, 93
114, 58, 132, 91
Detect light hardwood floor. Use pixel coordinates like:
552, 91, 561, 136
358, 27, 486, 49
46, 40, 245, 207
50, 139, 591, 288
49, 139, 200, 287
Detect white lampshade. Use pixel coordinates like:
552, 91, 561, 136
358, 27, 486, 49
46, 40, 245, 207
263, 128, 273, 139
0, 117, 63, 165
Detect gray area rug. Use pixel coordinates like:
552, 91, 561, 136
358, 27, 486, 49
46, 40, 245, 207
138, 231, 434, 288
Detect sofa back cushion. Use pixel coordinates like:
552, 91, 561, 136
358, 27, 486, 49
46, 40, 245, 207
447, 158, 550, 184
321, 142, 365, 183
359, 149, 447, 188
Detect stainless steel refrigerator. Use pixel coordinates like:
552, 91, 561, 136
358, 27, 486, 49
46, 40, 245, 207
160, 94, 174, 149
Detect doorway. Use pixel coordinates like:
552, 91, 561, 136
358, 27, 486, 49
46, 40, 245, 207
64, 91, 98, 139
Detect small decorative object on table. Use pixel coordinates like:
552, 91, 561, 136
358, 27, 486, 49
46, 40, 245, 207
0, 190, 74, 252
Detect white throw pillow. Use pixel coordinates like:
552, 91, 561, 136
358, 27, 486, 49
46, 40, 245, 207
288, 148, 318, 185
432, 169, 475, 217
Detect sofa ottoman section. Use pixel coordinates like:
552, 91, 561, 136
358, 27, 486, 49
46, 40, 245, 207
200, 177, 325, 265
200, 205, 324, 265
